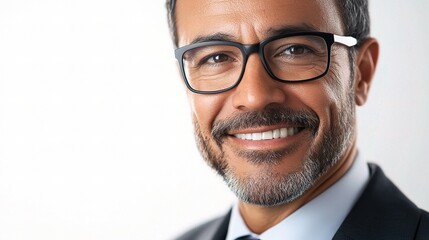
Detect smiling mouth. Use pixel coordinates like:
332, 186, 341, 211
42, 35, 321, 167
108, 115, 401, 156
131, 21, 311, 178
233, 127, 304, 141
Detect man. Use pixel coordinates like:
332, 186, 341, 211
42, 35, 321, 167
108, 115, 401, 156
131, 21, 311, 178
166, 0, 429, 239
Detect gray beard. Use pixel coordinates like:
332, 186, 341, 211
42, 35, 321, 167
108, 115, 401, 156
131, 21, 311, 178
193, 92, 355, 207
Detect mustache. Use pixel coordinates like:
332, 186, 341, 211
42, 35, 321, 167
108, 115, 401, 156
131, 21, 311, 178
211, 105, 319, 144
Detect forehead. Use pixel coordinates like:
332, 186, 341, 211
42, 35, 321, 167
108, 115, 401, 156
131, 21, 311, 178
175, 0, 344, 47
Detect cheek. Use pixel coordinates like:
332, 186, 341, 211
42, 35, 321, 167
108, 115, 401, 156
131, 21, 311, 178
290, 81, 335, 116
288, 73, 349, 133
329, 50, 355, 98
188, 93, 230, 132
317, 66, 354, 130
313, 50, 354, 113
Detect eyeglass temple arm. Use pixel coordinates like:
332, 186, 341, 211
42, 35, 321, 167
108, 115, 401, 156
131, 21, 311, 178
334, 35, 358, 47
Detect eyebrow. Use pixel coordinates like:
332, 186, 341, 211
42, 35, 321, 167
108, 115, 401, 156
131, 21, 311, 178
265, 24, 320, 36
188, 24, 320, 45
190, 33, 236, 45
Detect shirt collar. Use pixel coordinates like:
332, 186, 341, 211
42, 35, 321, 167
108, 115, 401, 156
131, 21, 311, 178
226, 153, 370, 240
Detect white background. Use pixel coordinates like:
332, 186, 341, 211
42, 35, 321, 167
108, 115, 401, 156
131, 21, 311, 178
0, 1, 428, 239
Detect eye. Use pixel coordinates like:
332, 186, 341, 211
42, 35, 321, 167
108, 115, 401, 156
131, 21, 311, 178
282, 45, 312, 56
203, 53, 231, 64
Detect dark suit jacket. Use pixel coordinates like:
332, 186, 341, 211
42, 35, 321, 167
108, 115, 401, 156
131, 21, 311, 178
175, 164, 429, 240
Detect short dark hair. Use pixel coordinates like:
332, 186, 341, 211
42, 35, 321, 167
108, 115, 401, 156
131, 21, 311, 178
165, 0, 370, 48
336, 0, 371, 45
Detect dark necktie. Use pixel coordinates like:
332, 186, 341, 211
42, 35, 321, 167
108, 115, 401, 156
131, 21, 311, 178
234, 235, 260, 240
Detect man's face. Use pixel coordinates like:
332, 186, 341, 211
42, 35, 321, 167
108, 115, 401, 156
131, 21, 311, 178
175, 0, 357, 206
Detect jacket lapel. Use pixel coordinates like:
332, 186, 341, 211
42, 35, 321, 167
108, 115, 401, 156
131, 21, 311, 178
333, 163, 421, 240
211, 210, 231, 240
191, 210, 231, 240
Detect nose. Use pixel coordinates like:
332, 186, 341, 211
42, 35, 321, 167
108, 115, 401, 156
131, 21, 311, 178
231, 54, 286, 111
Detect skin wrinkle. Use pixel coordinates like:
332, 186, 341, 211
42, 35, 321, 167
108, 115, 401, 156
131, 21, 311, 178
194, 119, 228, 176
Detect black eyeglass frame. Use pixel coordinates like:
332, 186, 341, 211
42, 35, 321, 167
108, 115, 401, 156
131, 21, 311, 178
174, 32, 357, 94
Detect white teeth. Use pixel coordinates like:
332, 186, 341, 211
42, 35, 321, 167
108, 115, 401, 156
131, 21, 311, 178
280, 128, 287, 138
273, 129, 280, 139
252, 132, 262, 140
262, 131, 273, 140
234, 127, 300, 141
288, 128, 294, 136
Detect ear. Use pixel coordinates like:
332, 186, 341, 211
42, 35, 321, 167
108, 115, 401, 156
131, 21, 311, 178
354, 38, 379, 106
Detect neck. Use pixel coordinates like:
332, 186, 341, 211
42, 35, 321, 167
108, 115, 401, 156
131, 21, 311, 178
238, 139, 358, 234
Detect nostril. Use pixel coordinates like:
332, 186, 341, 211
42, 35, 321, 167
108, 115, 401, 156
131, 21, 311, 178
231, 84, 286, 111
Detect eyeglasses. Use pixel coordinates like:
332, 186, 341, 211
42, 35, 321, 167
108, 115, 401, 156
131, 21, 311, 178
175, 32, 357, 94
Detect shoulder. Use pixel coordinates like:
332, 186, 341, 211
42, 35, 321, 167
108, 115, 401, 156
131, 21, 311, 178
334, 163, 429, 239
174, 210, 231, 240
